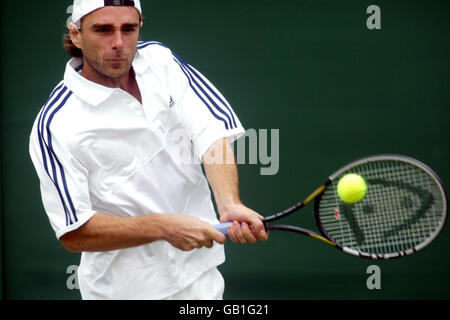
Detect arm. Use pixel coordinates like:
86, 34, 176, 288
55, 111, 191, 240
60, 213, 226, 252
202, 138, 269, 243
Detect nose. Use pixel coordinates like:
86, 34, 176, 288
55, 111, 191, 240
112, 30, 124, 50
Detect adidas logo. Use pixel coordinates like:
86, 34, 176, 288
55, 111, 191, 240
169, 95, 175, 108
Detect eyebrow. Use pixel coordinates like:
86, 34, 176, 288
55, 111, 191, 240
91, 23, 139, 29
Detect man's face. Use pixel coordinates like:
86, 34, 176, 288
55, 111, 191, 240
74, 7, 141, 79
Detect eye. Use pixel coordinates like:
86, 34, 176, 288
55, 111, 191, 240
94, 26, 113, 34
122, 26, 137, 33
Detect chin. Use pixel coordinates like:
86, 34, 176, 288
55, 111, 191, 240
105, 66, 131, 79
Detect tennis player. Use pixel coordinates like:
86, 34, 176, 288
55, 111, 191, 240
29, 0, 268, 300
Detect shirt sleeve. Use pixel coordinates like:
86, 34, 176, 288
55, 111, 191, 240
29, 110, 96, 239
169, 51, 246, 160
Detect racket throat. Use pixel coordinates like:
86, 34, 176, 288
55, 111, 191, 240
267, 224, 337, 247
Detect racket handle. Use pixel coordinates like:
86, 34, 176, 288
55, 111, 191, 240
212, 222, 233, 235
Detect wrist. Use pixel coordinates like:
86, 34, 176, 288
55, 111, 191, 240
217, 200, 243, 219
145, 214, 171, 242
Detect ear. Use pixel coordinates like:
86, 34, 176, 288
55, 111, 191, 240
69, 22, 82, 49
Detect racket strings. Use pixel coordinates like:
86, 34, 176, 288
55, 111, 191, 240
318, 159, 445, 257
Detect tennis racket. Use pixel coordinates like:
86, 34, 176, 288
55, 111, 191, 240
213, 155, 448, 259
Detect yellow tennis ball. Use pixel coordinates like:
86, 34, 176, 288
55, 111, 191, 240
337, 173, 367, 203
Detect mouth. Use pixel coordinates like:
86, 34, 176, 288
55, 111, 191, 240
108, 58, 127, 62
106, 58, 129, 70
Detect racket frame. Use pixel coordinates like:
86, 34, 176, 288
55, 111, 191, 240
264, 154, 448, 259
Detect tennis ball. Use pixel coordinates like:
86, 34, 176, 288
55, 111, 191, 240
337, 173, 367, 203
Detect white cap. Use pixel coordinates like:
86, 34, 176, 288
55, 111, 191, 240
72, 0, 142, 28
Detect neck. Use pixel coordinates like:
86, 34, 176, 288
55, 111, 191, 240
81, 61, 132, 90
80, 59, 142, 103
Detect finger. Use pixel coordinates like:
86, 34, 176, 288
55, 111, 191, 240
241, 222, 257, 244
233, 221, 247, 244
183, 243, 195, 251
205, 240, 214, 248
227, 224, 239, 243
249, 224, 269, 242
258, 229, 269, 242
242, 209, 265, 232
211, 230, 227, 245
204, 222, 227, 245
247, 217, 266, 238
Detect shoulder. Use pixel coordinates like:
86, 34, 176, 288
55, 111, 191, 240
38, 81, 75, 121
32, 80, 80, 139
136, 41, 174, 61
137, 40, 170, 51
42, 80, 78, 116
136, 41, 190, 72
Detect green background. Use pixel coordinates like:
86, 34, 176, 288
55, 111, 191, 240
1, 0, 448, 299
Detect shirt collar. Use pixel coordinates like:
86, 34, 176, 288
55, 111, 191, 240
132, 50, 149, 74
64, 51, 148, 107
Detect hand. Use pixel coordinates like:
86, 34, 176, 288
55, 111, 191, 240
163, 215, 227, 251
219, 203, 269, 244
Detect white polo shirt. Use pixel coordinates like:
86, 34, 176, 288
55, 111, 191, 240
29, 41, 245, 299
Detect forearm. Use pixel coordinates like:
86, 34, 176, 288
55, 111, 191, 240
202, 138, 242, 214
60, 212, 226, 252
60, 213, 167, 252
202, 138, 268, 243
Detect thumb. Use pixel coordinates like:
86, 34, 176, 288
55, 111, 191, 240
211, 228, 227, 244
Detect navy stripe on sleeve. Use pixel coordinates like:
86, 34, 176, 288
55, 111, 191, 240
137, 41, 168, 49
37, 85, 78, 226
172, 55, 231, 130
137, 41, 237, 130
172, 53, 237, 130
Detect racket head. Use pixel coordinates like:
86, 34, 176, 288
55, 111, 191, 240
314, 155, 447, 259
